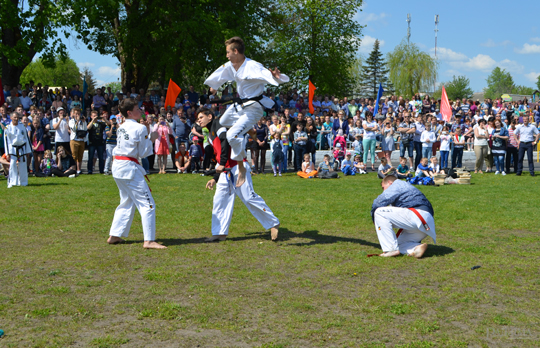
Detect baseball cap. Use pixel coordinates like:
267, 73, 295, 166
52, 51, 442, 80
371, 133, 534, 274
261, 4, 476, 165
346, 152, 352, 156
56, 106, 64, 112
336, 143, 341, 148
193, 136, 199, 141
110, 115, 117, 120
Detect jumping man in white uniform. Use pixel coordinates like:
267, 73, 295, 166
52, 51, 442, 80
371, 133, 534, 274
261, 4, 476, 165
204, 36, 289, 188
107, 99, 167, 249
197, 108, 280, 242
3, 112, 32, 188
370, 175, 437, 258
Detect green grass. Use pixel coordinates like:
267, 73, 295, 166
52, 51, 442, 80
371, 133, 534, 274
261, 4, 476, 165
0, 172, 539, 347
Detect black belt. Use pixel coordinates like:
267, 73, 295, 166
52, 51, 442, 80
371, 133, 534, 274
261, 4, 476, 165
13, 144, 27, 162
521, 141, 533, 144
212, 95, 263, 105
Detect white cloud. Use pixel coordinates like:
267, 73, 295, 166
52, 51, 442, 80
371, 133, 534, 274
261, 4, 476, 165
449, 54, 497, 71
530, 37, 540, 43
515, 43, 540, 54
359, 35, 384, 53
97, 66, 121, 76
360, 12, 388, 23
498, 59, 524, 74
77, 62, 95, 69
480, 39, 512, 47
525, 72, 540, 83
444, 69, 462, 76
95, 79, 106, 87
430, 47, 468, 61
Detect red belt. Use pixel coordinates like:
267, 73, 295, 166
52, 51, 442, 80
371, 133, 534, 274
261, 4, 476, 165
115, 156, 152, 191
367, 208, 430, 257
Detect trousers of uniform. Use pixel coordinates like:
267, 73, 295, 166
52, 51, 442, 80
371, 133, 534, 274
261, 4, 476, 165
373, 207, 435, 255
212, 162, 279, 236
220, 102, 264, 161
109, 170, 156, 241
7, 157, 28, 188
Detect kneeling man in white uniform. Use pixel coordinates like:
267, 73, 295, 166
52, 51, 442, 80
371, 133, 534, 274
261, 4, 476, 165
107, 99, 166, 249
371, 175, 436, 258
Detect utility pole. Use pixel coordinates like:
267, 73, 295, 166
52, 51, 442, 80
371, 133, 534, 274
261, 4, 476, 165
406, 14, 411, 45
434, 15, 439, 58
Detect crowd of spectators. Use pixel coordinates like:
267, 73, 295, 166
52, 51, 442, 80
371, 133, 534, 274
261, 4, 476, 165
1, 81, 540, 181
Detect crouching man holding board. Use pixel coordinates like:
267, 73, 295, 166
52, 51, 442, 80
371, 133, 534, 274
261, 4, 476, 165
370, 175, 436, 258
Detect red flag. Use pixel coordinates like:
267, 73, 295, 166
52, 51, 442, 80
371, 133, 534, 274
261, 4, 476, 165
440, 85, 452, 122
308, 80, 317, 114
165, 79, 181, 109
0, 76, 5, 106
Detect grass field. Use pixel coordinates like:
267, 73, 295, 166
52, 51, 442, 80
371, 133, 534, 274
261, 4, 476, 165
0, 171, 539, 348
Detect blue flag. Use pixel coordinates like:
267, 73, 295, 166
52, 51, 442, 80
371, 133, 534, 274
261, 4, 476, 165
82, 76, 89, 110
373, 83, 384, 115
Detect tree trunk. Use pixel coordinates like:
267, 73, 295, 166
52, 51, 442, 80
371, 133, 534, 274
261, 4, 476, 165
1, 27, 32, 87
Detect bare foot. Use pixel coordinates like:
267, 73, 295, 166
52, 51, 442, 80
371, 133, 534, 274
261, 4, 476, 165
270, 224, 280, 241
143, 241, 167, 249
409, 243, 427, 259
205, 235, 227, 242
379, 250, 400, 257
107, 236, 125, 244
236, 164, 246, 188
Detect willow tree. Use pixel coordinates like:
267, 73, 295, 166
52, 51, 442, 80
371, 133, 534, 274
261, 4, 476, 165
269, 0, 363, 96
387, 39, 438, 98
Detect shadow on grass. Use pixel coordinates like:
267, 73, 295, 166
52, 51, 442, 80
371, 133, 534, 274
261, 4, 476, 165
146, 228, 454, 258
28, 182, 69, 186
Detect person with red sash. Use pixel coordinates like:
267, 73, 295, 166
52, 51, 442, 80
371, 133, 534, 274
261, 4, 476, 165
107, 99, 166, 249
370, 175, 436, 258
197, 107, 280, 242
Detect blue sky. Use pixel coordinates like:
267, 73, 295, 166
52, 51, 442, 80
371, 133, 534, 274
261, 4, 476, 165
65, 0, 540, 93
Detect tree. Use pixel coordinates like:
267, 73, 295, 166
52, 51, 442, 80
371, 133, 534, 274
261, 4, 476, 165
19, 55, 80, 87
512, 85, 535, 96
537, 75, 540, 91
104, 81, 122, 94
268, 0, 363, 96
433, 75, 473, 101
63, 0, 273, 91
387, 39, 438, 98
484, 67, 514, 100
359, 39, 393, 99
0, 0, 68, 87
79, 67, 97, 95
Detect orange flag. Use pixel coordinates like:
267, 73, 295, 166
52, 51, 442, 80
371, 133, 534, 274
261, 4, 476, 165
440, 85, 452, 122
165, 79, 181, 109
308, 80, 317, 114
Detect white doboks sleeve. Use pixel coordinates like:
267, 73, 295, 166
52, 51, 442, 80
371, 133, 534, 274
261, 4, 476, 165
112, 119, 153, 180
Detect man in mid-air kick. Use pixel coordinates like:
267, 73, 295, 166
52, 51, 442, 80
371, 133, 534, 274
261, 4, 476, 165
204, 36, 289, 188
197, 108, 280, 242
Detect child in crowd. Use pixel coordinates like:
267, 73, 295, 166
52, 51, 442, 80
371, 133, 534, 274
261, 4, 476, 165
429, 156, 444, 174
333, 142, 345, 170
341, 152, 354, 176
352, 133, 363, 159
353, 155, 367, 174
317, 154, 339, 179
415, 157, 433, 178
38, 150, 57, 177
377, 157, 395, 179
438, 125, 451, 169
396, 157, 411, 179
175, 143, 191, 173
297, 153, 318, 178
333, 129, 347, 150
270, 132, 284, 177
189, 136, 202, 173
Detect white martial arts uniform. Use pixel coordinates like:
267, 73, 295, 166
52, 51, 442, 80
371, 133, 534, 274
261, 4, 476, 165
212, 161, 279, 236
109, 119, 156, 241
371, 179, 437, 255
4, 123, 32, 188
204, 58, 289, 161
373, 207, 436, 255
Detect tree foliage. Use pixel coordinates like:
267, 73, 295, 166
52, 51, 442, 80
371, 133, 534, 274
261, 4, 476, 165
537, 75, 540, 92
0, 0, 68, 86
359, 39, 393, 99
79, 67, 97, 94
19, 55, 80, 87
387, 39, 438, 98
62, 0, 273, 91
484, 67, 514, 100
511, 85, 535, 96
433, 75, 473, 101
268, 0, 363, 96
